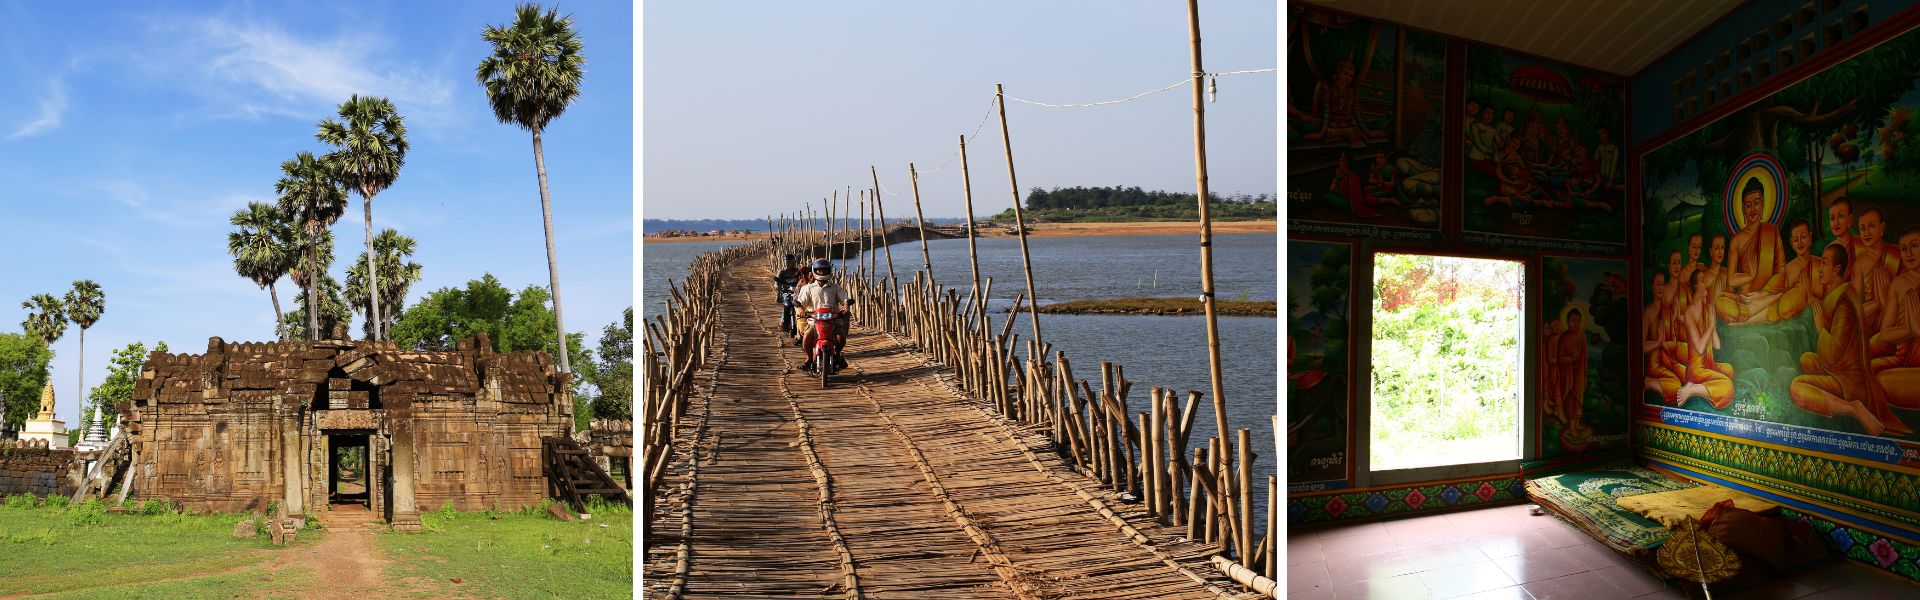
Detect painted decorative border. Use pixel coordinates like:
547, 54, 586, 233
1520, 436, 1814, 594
1289, 475, 1528, 525
1637, 423, 1920, 530
1778, 506, 1920, 583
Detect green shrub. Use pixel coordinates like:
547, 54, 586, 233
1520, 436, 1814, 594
139, 498, 175, 516
41, 495, 69, 508
65, 499, 107, 527
4, 493, 38, 509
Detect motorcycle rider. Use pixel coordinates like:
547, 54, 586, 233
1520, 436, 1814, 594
773, 254, 804, 336
796, 258, 853, 371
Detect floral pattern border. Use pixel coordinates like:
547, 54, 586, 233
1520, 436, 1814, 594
1289, 476, 1529, 525
1637, 423, 1920, 528
1777, 507, 1920, 583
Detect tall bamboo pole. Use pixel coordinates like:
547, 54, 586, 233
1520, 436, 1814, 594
1186, 0, 1233, 475
993, 85, 1044, 353
842, 186, 853, 263
870, 166, 899, 288
958, 135, 986, 337
908, 163, 934, 289
864, 193, 871, 284
806, 201, 815, 245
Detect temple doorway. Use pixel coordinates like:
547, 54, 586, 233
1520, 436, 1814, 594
328, 433, 372, 510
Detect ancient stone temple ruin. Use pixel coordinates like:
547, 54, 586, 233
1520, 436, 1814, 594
123, 334, 572, 530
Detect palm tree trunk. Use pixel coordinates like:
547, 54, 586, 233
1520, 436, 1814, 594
77, 328, 85, 430
533, 129, 571, 374
267, 282, 284, 335
308, 219, 322, 340
362, 194, 383, 341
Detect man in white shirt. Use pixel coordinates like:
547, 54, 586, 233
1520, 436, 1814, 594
796, 259, 853, 371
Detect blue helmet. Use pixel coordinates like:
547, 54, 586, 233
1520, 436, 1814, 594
810, 259, 833, 275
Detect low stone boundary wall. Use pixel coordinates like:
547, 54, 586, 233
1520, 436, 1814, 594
0, 442, 81, 498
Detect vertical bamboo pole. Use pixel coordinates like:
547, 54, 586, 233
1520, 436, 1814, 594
908, 163, 935, 289
842, 186, 853, 263
825, 192, 836, 254
1188, 447, 1207, 540
1137, 412, 1155, 514
1150, 390, 1168, 522
1266, 474, 1278, 580
993, 85, 1044, 355
1237, 428, 1254, 562
870, 166, 898, 288
1185, 0, 1232, 474
858, 194, 870, 284
958, 135, 987, 337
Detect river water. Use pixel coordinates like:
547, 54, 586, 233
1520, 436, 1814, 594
644, 233, 1277, 531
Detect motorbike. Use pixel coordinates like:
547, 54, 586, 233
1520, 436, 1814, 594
777, 288, 796, 340
810, 307, 844, 387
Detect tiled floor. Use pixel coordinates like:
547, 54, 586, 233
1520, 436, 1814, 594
1287, 503, 1919, 599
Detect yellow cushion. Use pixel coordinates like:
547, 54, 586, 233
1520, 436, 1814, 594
1616, 485, 1779, 528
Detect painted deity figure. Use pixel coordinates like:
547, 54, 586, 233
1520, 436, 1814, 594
1297, 57, 1386, 148
1594, 127, 1621, 190
1467, 106, 1501, 162
1486, 137, 1541, 208
1789, 243, 1887, 435
1550, 117, 1580, 170
1737, 219, 1816, 323
1497, 109, 1517, 151
1853, 207, 1900, 331
1725, 178, 1786, 322
1565, 146, 1611, 213
1555, 308, 1591, 436
1543, 317, 1566, 422
1870, 226, 1920, 429
1329, 153, 1399, 217
1367, 149, 1396, 197
1646, 270, 1735, 408
1678, 233, 1705, 298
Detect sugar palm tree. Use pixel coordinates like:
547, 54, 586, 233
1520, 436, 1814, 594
21, 294, 66, 349
345, 228, 423, 340
478, 3, 585, 374
275, 151, 349, 340
317, 95, 409, 342
228, 202, 298, 329
63, 280, 104, 431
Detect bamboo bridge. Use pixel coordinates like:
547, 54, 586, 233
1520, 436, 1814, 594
642, 240, 1277, 599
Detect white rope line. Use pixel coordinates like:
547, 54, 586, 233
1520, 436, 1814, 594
1004, 78, 1191, 108
914, 96, 1001, 177
1204, 68, 1275, 76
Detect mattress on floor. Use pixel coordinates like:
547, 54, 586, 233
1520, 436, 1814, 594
1615, 483, 1781, 528
1524, 466, 1700, 557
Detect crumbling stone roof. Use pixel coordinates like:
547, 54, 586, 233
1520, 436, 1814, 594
127, 334, 569, 411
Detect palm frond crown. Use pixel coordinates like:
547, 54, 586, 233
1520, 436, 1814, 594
477, 4, 586, 133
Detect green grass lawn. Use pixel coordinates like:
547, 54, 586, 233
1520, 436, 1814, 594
377, 501, 632, 600
0, 495, 310, 598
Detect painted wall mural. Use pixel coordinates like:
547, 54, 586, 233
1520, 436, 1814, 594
1286, 6, 1448, 242
1461, 45, 1628, 254
1539, 256, 1632, 459
1288, 240, 1351, 492
1638, 16, 1920, 522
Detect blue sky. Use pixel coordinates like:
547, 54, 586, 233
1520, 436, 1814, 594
0, 0, 632, 423
643, 1, 1277, 220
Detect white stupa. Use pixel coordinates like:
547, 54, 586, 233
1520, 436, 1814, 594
21, 381, 69, 449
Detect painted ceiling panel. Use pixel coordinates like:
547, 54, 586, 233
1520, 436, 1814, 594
1302, 0, 1747, 75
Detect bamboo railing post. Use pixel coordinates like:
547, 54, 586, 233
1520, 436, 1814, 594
957, 135, 986, 336
858, 194, 870, 284
842, 186, 853, 261
1187, 447, 1207, 540
1184, 0, 1233, 492
908, 163, 934, 289
1137, 411, 1155, 517
993, 84, 1044, 354
870, 166, 898, 290
1267, 474, 1278, 581
825, 192, 836, 252
1150, 390, 1169, 522
1237, 428, 1254, 563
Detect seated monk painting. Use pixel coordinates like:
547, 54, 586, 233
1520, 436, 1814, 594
1723, 177, 1790, 323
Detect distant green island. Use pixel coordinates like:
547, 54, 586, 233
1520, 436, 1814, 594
991, 185, 1275, 223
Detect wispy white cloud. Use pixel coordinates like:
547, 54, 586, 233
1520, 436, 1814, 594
91, 180, 266, 230
142, 14, 455, 126
8, 79, 67, 139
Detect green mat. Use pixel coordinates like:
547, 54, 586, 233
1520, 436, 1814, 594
1525, 466, 1701, 557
